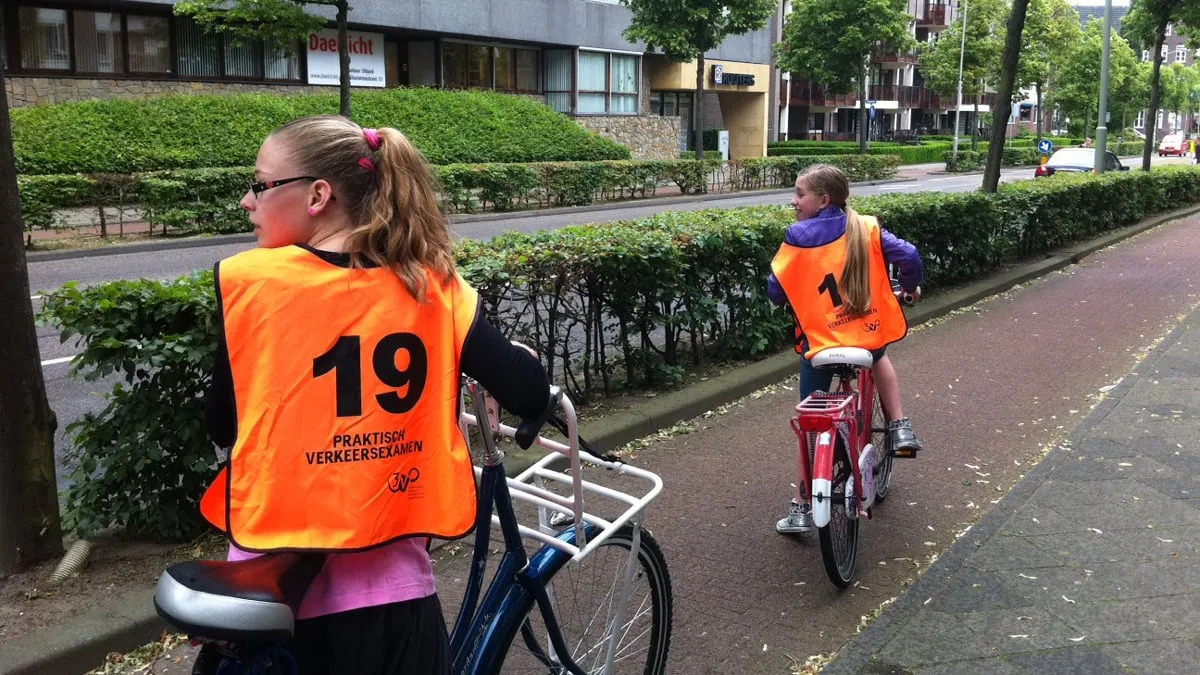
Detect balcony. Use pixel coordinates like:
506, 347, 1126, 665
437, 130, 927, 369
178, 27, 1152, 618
783, 78, 857, 107
868, 85, 922, 107
873, 49, 918, 66
918, 3, 950, 28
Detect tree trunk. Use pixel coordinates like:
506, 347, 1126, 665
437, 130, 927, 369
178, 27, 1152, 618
1035, 83, 1043, 143
0, 80, 63, 578
1143, 23, 1167, 171
983, 0, 1031, 192
337, 1, 351, 119
858, 61, 869, 154
694, 54, 705, 160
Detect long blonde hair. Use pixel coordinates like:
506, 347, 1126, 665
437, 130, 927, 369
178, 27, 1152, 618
798, 164, 872, 316
269, 115, 454, 301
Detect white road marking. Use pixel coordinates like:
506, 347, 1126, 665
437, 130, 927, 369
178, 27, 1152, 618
41, 355, 75, 367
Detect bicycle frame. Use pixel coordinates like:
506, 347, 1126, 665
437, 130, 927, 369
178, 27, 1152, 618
450, 380, 661, 674
790, 367, 877, 526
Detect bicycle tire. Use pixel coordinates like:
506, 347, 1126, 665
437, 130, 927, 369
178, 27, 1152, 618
818, 435, 860, 588
494, 526, 673, 674
871, 390, 894, 503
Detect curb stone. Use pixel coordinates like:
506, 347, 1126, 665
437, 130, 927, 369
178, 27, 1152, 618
3, 203, 1197, 675
23, 177, 917, 264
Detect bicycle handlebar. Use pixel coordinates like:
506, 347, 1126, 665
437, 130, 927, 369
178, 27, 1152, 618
515, 387, 563, 449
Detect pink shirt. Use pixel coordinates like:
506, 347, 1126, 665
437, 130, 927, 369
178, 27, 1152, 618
228, 537, 436, 619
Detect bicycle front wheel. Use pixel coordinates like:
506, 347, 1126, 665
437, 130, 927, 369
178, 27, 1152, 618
818, 435, 860, 588
871, 390, 894, 503
496, 526, 673, 674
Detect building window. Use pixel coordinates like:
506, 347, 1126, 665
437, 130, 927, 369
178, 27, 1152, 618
74, 11, 123, 74
545, 49, 573, 113
176, 17, 220, 77
466, 44, 490, 89
1166, 23, 1173, 36
577, 50, 639, 115
1176, 46, 1187, 63
264, 40, 300, 80
577, 51, 608, 113
1143, 50, 1150, 62
19, 7, 70, 70
126, 15, 171, 73
495, 47, 514, 91
516, 49, 538, 92
225, 38, 264, 79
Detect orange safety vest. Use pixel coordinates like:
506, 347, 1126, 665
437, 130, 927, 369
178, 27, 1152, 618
771, 215, 908, 359
200, 246, 480, 552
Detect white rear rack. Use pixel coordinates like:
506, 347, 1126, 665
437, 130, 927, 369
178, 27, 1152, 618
460, 388, 663, 563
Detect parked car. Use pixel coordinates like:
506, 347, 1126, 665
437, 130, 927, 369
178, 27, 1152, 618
1158, 133, 1187, 156
1034, 148, 1130, 178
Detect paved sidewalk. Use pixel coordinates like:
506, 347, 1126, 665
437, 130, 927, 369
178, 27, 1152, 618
826, 309, 1200, 674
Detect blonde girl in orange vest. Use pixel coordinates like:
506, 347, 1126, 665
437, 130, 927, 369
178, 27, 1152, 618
199, 115, 550, 674
767, 164, 925, 534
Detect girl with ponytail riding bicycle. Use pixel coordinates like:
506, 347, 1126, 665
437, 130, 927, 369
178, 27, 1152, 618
767, 164, 925, 535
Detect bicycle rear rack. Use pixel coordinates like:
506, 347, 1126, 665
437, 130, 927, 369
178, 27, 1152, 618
460, 391, 664, 563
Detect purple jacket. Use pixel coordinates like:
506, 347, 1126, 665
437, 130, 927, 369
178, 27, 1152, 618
767, 206, 924, 306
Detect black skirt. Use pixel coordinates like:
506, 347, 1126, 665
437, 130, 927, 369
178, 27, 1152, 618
286, 594, 451, 675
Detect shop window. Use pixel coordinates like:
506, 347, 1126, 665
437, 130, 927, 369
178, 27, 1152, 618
577, 51, 607, 113
19, 7, 69, 70
545, 49, 573, 113
176, 17, 220, 77
74, 11, 123, 74
127, 15, 171, 73
578, 50, 640, 115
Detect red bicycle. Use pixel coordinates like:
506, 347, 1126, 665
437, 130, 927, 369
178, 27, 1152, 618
790, 286, 916, 587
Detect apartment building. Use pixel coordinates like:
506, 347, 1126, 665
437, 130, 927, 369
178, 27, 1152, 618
777, 0, 997, 141
2, 1, 782, 159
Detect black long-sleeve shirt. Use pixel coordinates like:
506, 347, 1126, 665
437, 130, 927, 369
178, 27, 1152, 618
205, 251, 549, 448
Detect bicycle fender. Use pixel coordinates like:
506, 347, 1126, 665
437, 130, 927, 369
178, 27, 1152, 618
811, 431, 835, 528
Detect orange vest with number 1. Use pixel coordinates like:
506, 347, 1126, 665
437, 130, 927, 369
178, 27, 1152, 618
199, 246, 479, 552
770, 215, 908, 360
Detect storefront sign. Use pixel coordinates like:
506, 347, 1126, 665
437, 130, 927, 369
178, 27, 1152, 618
307, 29, 385, 88
711, 64, 755, 87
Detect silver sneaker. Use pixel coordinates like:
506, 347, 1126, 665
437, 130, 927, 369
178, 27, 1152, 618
775, 501, 813, 534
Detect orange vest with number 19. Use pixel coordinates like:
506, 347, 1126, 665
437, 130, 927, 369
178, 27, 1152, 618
770, 215, 908, 360
199, 245, 479, 552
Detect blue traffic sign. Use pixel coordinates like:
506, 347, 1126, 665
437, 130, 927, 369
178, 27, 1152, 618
1038, 139, 1054, 154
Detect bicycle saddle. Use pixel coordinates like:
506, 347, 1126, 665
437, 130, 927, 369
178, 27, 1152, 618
811, 347, 874, 370
154, 553, 325, 643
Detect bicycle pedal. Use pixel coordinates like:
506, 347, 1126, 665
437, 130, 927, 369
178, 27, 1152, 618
892, 448, 919, 459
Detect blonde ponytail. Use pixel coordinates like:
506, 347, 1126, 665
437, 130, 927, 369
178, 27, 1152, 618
268, 115, 455, 302
839, 207, 872, 316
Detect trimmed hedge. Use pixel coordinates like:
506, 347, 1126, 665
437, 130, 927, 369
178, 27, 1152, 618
944, 141, 1148, 172
11, 88, 631, 175
768, 143, 951, 165
41, 165, 1200, 538
19, 154, 902, 229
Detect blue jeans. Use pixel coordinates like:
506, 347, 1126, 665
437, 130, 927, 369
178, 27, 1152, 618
799, 343, 888, 399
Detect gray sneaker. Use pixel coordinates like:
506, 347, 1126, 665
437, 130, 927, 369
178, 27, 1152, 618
775, 501, 813, 534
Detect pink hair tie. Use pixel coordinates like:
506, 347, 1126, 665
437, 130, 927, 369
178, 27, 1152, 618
358, 157, 377, 173
363, 128, 381, 150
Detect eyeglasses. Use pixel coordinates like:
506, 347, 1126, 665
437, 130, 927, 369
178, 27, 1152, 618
248, 176, 318, 198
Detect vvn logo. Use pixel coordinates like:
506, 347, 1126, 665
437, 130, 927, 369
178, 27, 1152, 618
388, 467, 421, 493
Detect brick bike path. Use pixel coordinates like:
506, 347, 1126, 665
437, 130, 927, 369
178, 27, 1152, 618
825, 305, 1200, 674
134, 213, 1200, 673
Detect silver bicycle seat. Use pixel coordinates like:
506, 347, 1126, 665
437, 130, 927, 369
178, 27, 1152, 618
154, 553, 325, 643
811, 347, 874, 370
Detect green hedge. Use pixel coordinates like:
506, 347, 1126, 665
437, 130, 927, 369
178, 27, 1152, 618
40, 165, 1200, 539
12, 88, 631, 175
944, 141, 1148, 172
768, 143, 951, 165
19, 155, 902, 229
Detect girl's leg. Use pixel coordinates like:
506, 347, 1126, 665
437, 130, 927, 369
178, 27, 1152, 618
871, 354, 904, 421
778, 355, 835, 535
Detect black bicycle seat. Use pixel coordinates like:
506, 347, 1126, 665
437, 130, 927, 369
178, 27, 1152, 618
154, 553, 325, 643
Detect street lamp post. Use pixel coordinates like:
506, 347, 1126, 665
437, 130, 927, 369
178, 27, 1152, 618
1095, 0, 1113, 173
952, 0, 970, 156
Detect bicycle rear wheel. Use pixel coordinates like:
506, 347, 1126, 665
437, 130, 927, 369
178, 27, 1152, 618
497, 526, 673, 674
818, 435, 860, 588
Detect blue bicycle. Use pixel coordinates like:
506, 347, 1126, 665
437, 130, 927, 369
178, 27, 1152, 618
154, 379, 673, 674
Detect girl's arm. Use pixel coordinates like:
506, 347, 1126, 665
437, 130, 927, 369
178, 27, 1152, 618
767, 272, 787, 306
880, 228, 924, 292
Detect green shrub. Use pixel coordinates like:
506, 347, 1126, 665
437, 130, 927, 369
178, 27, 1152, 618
41, 165, 1200, 538
944, 150, 984, 172
12, 88, 631, 175
768, 142, 950, 165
